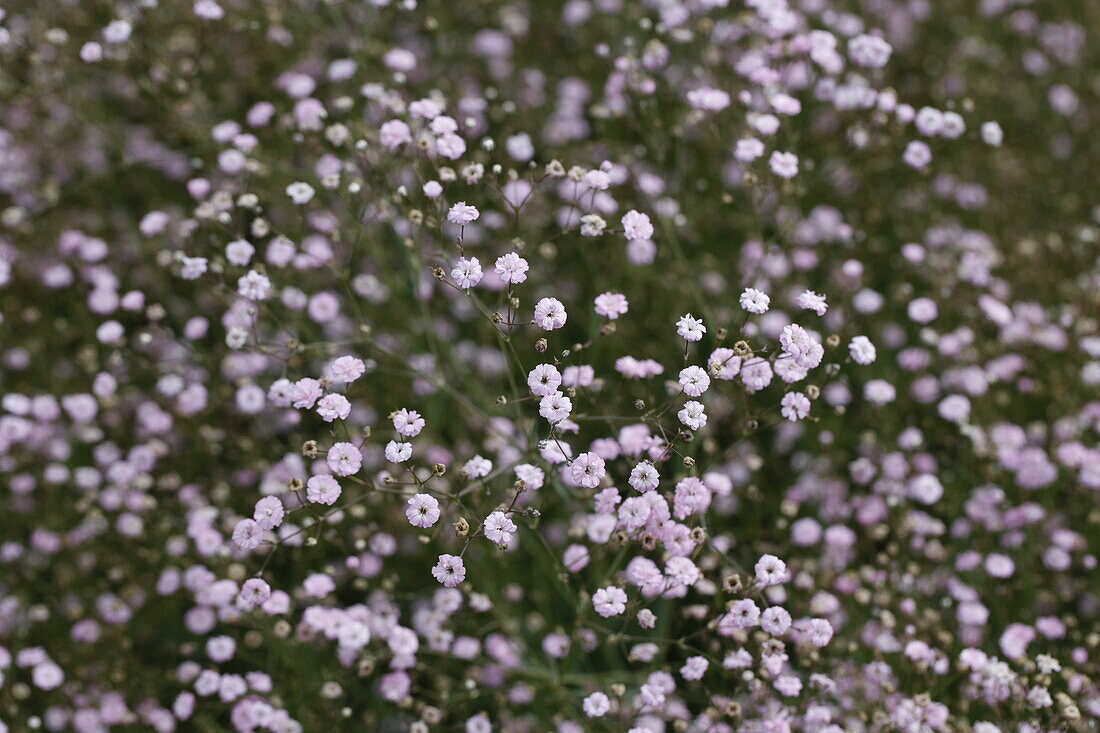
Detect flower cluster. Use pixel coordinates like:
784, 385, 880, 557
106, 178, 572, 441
0, 0, 1097, 731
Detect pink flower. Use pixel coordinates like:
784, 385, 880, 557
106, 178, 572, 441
379, 119, 412, 149
326, 442, 362, 476
780, 392, 811, 421
316, 393, 351, 422
306, 474, 341, 505
451, 256, 483, 289
740, 287, 770, 314
494, 252, 529, 284
769, 151, 799, 178
754, 554, 788, 586
406, 493, 440, 528
527, 364, 562, 397
779, 324, 824, 370
447, 202, 479, 225
621, 210, 654, 241
432, 554, 466, 587
392, 408, 425, 437
328, 355, 366, 383
629, 462, 660, 493
677, 400, 707, 430
385, 440, 412, 463
483, 511, 517, 545
594, 292, 629, 320
533, 297, 567, 330
253, 496, 285, 531
583, 692, 611, 717
676, 313, 706, 341
571, 452, 605, 489
761, 606, 792, 635
538, 391, 572, 423
678, 366, 710, 397
796, 290, 828, 315
592, 586, 627, 617
232, 519, 263, 550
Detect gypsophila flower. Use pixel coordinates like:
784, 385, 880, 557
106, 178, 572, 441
238, 578, 271, 609
740, 287, 770, 314
326, 442, 362, 476
232, 519, 263, 550
678, 366, 711, 397
225, 239, 254, 266
435, 132, 466, 160
755, 554, 788, 586
680, 657, 708, 681
981, 121, 1004, 147
769, 151, 799, 178
580, 213, 606, 237
515, 463, 545, 490
903, 140, 932, 169
571, 452, 606, 489
629, 462, 660, 493
676, 313, 706, 342
539, 391, 572, 423
780, 324, 824, 370
451, 256, 483, 289
392, 408, 425, 436
379, 119, 412, 149
328, 355, 366, 383
725, 599, 761, 629
447, 202, 479, 225
180, 256, 208, 280
735, 137, 765, 162
483, 511, 517, 545
494, 252, 529, 284
237, 271, 273, 301
583, 692, 611, 717
285, 182, 315, 204
621, 210, 654, 241
687, 87, 730, 112
848, 336, 877, 364
594, 292, 629, 320
533, 297, 567, 330
462, 455, 492, 478
306, 474, 341, 505
406, 493, 440, 528
253, 496, 285, 531
432, 554, 466, 587
592, 586, 627, 617
677, 401, 707, 430
316, 393, 351, 422
797, 290, 828, 315
584, 169, 611, 190
849, 33, 892, 68
527, 364, 562, 396
385, 440, 413, 463
761, 606, 792, 635
780, 392, 811, 421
